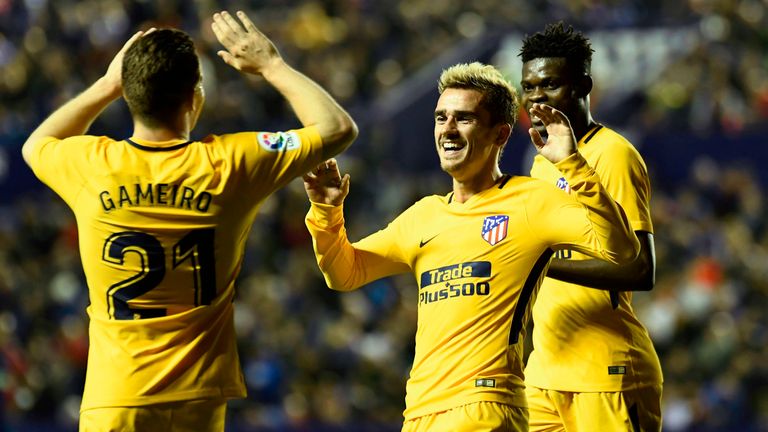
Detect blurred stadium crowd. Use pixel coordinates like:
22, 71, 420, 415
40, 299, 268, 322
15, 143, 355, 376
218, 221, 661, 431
1, 0, 767, 431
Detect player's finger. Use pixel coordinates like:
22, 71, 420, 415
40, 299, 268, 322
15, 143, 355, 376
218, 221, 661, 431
216, 51, 237, 68
212, 18, 239, 46
219, 11, 245, 35
340, 174, 351, 195
120, 30, 146, 53
542, 104, 562, 122
211, 21, 231, 45
550, 106, 570, 125
316, 161, 331, 174
236, 11, 264, 36
543, 104, 564, 124
529, 128, 544, 149
530, 104, 553, 124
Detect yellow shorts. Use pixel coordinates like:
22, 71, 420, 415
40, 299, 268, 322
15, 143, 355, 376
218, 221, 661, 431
401, 401, 528, 432
526, 385, 662, 432
79, 398, 227, 432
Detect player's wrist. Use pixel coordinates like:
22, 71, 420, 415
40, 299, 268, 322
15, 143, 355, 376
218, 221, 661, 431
92, 76, 123, 101
258, 57, 289, 80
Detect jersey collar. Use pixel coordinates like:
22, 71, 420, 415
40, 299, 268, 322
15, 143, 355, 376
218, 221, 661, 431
126, 138, 193, 151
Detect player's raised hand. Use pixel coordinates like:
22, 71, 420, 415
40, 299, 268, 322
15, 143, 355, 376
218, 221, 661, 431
303, 159, 350, 206
528, 103, 578, 164
211, 10, 282, 76
102, 28, 156, 97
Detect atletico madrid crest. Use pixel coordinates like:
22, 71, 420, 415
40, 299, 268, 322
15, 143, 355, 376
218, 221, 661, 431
481, 215, 509, 246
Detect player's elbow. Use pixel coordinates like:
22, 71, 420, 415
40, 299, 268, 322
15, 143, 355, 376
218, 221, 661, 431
321, 271, 360, 293
329, 284, 357, 293
326, 279, 360, 293
636, 270, 655, 291
320, 115, 358, 159
21, 144, 32, 167
632, 253, 656, 291
21, 137, 39, 167
610, 240, 640, 266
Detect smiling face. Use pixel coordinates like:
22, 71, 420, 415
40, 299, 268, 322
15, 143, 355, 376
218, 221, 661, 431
520, 57, 583, 137
434, 88, 505, 181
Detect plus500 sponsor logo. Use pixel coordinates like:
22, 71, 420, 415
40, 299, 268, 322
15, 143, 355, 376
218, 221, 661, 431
418, 261, 491, 305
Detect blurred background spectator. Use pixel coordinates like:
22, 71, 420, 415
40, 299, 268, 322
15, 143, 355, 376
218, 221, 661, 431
1, 1, 767, 431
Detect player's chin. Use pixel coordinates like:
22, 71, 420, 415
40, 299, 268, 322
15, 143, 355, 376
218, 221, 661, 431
439, 158, 461, 174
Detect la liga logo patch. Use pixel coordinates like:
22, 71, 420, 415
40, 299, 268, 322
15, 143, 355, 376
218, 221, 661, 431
257, 131, 301, 152
481, 215, 509, 246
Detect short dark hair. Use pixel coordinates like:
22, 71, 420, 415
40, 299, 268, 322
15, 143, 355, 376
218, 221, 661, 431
122, 29, 200, 128
519, 22, 594, 77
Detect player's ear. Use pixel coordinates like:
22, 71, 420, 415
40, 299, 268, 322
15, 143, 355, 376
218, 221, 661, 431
575, 74, 593, 98
496, 122, 512, 146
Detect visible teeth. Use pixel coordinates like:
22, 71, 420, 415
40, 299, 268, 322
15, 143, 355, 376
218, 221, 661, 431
443, 143, 462, 150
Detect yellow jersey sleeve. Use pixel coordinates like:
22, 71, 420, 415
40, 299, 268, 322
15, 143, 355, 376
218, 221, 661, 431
305, 202, 413, 290
590, 138, 653, 234
527, 153, 639, 265
26, 135, 106, 206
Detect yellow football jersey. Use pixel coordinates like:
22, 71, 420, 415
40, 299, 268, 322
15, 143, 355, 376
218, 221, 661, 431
26, 128, 323, 410
306, 153, 639, 421
525, 125, 663, 392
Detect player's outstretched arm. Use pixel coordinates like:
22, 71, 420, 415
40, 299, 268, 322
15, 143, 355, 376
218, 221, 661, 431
211, 10, 358, 159
21, 29, 154, 166
303, 159, 410, 291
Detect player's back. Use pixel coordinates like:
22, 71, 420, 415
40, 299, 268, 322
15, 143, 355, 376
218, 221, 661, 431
26, 128, 323, 409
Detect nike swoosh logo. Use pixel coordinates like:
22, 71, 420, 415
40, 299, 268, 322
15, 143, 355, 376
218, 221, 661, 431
419, 234, 439, 248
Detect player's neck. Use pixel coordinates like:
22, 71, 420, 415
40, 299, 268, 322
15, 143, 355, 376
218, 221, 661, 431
132, 121, 190, 143
451, 168, 503, 204
571, 110, 598, 142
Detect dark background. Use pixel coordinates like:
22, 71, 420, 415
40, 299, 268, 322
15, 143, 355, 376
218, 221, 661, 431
0, 1, 766, 430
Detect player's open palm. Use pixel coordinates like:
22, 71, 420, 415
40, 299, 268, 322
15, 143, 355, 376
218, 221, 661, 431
211, 11, 282, 76
528, 103, 578, 164
303, 159, 350, 206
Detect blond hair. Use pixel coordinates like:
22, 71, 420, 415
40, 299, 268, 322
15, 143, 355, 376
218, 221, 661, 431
438, 62, 519, 126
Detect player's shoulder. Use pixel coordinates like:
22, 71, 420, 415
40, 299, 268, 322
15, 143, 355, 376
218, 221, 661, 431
591, 126, 645, 163
505, 174, 555, 189
195, 133, 254, 159
409, 194, 446, 211
55, 135, 119, 157
199, 132, 245, 145
208, 129, 317, 153
592, 126, 638, 152
499, 175, 567, 201
60, 134, 114, 147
